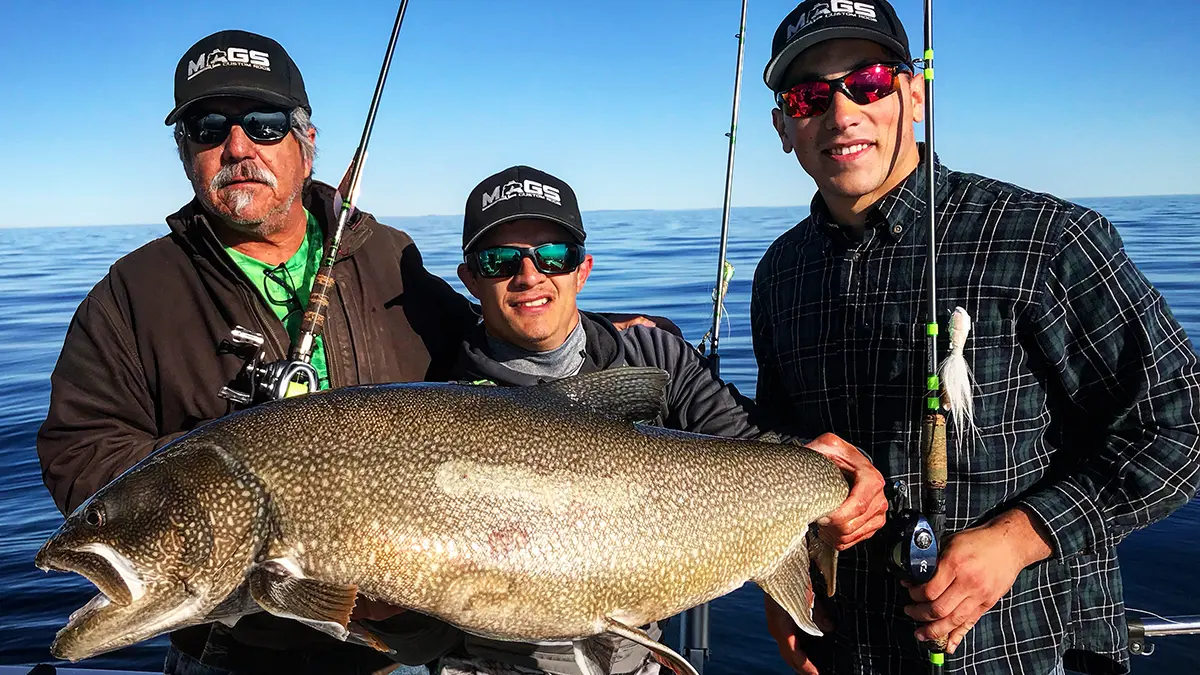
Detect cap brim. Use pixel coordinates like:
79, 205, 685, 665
763, 27, 910, 91
463, 214, 586, 253
164, 87, 307, 125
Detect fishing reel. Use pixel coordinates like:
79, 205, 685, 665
879, 480, 939, 585
218, 325, 319, 405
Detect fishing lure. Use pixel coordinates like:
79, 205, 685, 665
938, 306, 976, 442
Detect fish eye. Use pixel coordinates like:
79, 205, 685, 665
83, 504, 105, 527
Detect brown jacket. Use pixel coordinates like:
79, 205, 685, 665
37, 181, 478, 673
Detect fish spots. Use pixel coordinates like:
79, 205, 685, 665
32, 381, 852, 654
433, 460, 647, 512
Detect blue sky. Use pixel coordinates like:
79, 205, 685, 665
1, 0, 1197, 227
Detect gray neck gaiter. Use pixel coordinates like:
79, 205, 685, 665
485, 316, 587, 381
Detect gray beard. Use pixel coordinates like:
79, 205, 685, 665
192, 161, 300, 237
218, 185, 301, 237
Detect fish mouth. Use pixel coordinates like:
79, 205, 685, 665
37, 547, 204, 662
36, 543, 139, 660
50, 592, 115, 659
36, 543, 139, 607
49, 586, 207, 662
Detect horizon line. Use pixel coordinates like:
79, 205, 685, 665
3, 193, 1198, 230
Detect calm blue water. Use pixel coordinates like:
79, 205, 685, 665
2, 197, 1199, 673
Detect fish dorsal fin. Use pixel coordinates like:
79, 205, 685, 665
535, 367, 669, 424
753, 530, 837, 637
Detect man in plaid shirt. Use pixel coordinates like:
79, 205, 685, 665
751, 1, 1200, 674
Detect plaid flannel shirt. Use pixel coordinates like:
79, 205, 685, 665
750, 149, 1200, 675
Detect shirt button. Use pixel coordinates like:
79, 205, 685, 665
892, 225, 903, 235
848, 252, 860, 262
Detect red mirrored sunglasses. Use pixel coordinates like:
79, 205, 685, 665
776, 63, 913, 118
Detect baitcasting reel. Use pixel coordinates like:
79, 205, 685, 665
218, 325, 319, 405
880, 480, 939, 585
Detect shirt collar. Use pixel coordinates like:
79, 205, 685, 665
809, 144, 949, 244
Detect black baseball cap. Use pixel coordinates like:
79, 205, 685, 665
165, 30, 310, 125
462, 166, 585, 252
763, 0, 911, 92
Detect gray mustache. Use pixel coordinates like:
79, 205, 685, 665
210, 162, 278, 191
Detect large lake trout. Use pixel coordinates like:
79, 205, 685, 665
36, 368, 847, 674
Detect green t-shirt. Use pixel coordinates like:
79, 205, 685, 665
224, 210, 330, 390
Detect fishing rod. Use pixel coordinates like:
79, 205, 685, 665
879, 0, 945, 673
291, 0, 410, 375
683, 3, 747, 672
220, 0, 410, 405
696, 0, 747, 380
917, 0, 948, 671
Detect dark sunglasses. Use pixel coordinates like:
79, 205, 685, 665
263, 264, 304, 320
776, 63, 912, 118
182, 110, 292, 145
467, 242, 586, 279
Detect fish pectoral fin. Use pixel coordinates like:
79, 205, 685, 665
602, 618, 699, 675
537, 366, 669, 424
247, 563, 358, 641
753, 535, 823, 637
807, 527, 838, 597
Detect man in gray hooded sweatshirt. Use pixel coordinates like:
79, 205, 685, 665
371, 165, 887, 675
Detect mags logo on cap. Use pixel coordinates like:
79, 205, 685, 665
787, 1, 878, 39
187, 47, 272, 80
481, 179, 562, 211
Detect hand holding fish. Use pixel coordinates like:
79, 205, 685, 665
803, 433, 889, 550
903, 507, 1053, 653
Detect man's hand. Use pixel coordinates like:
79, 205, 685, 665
904, 507, 1053, 653
803, 433, 888, 550
611, 316, 657, 330
350, 594, 406, 622
764, 593, 831, 675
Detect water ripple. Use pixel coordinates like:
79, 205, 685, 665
2, 200, 1198, 672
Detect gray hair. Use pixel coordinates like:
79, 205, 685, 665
174, 107, 317, 167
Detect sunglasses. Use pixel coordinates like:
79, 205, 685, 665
182, 110, 292, 145
776, 63, 912, 118
467, 242, 586, 279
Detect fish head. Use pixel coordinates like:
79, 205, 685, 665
35, 441, 268, 661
